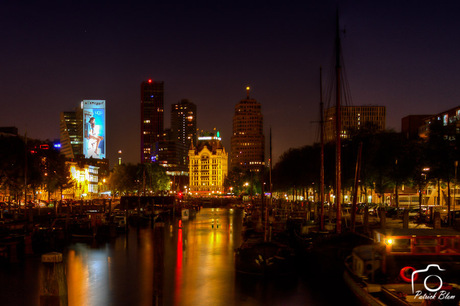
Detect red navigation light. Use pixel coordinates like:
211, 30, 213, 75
148, 79, 152, 83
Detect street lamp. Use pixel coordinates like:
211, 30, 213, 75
118, 150, 122, 165
420, 167, 430, 223
244, 182, 250, 197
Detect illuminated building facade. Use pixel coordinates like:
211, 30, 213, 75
60, 110, 83, 159
60, 100, 107, 161
171, 99, 197, 170
82, 100, 106, 159
230, 88, 265, 172
141, 79, 164, 163
59, 102, 108, 187
324, 106, 386, 142
418, 106, 460, 139
158, 129, 185, 173
189, 133, 228, 194
68, 161, 99, 199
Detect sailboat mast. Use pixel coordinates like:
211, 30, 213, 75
335, 11, 342, 234
320, 68, 325, 231
269, 127, 272, 202
268, 127, 272, 241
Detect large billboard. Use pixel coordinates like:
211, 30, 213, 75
82, 100, 106, 159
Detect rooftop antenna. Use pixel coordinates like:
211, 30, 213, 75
246, 86, 250, 99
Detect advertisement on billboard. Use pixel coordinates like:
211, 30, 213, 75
82, 100, 106, 159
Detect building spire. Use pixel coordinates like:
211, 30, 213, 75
246, 86, 250, 99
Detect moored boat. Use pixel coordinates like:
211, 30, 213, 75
235, 237, 296, 277
344, 228, 460, 305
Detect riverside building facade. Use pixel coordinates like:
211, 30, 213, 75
188, 133, 228, 195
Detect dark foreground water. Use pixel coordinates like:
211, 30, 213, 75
0, 208, 356, 306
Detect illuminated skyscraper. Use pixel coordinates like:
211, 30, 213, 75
230, 87, 265, 172
60, 109, 83, 159
59, 104, 109, 183
141, 79, 164, 163
171, 99, 197, 170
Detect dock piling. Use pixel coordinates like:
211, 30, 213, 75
39, 252, 67, 306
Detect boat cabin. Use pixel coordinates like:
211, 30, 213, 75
371, 228, 460, 282
373, 228, 460, 256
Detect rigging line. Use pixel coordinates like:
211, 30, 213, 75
337, 28, 354, 109
314, 67, 325, 144
341, 58, 354, 108
324, 60, 335, 111
314, 107, 321, 143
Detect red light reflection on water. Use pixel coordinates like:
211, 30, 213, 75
175, 223, 183, 305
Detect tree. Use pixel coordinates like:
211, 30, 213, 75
224, 167, 246, 195
108, 163, 170, 196
108, 163, 139, 196
34, 146, 71, 202
0, 135, 28, 204
224, 167, 263, 195
425, 120, 459, 223
139, 163, 170, 194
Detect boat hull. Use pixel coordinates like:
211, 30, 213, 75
235, 241, 296, 276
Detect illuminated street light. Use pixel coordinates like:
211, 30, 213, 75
118, 150, 122, 165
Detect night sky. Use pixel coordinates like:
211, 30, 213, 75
1, 1, 460, 167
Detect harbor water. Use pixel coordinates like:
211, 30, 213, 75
0, 208, 356, 305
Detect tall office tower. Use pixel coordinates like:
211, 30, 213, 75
141, 79, 164, 163
324, 105, 386, 142
60, 110, 83, 159
171, 99, 197, 170
230, 87, 265, 172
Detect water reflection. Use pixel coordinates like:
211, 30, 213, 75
1, 208, 353, 305
62, 208, 243, 306
168, 208, 242, 306
67, 246, 111, 306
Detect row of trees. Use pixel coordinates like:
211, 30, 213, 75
0, 136, 74, 202
224, 167, 263, 196
108, 163, 170, 196
271, 120, 460, 207
0, 135, 172, 202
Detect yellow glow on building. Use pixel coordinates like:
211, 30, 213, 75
68, 162, 99, 199
189, 134, 228, 194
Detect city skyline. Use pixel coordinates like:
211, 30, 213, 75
2, 1, 460, 167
